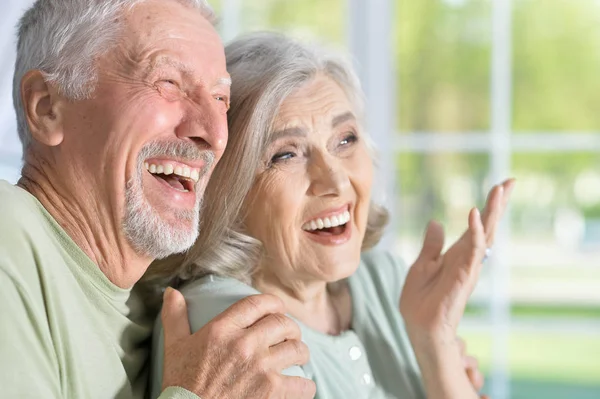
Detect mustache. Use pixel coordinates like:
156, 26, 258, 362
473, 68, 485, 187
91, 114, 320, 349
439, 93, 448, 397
137, 141, 215, 178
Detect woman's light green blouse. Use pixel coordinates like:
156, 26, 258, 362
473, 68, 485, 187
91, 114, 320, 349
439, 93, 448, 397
151, 249, 427, 399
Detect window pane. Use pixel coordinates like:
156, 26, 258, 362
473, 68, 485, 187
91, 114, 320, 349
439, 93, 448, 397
513, 0, 600, 131
461, 152, 599, 399
459, 329, 600, 399
394, 152, 490, 261
511, 152, 600, 303
396, 151, 600, 398
213, 0, 346, 45
395, 0, 492, 133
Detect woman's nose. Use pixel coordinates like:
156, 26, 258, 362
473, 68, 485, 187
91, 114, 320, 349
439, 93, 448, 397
308, 159, 351, 197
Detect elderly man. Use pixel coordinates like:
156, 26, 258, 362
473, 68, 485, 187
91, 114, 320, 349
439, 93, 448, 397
0, 0, 315, 398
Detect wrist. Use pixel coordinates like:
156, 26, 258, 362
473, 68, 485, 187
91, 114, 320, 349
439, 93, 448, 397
406, 324, 455, 352
409, 335, 478, 399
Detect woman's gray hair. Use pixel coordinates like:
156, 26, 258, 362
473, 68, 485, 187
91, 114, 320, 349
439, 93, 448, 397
13, 0, 215, 152
146, 32, 389, 287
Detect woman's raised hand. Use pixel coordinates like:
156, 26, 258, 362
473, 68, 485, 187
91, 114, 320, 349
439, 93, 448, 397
400, 179, 514, 342
399, 179, 514, 399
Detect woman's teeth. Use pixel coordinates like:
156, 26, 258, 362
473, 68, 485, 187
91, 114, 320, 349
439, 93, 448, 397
302, 211, 351, 231
144, 162, 201, 183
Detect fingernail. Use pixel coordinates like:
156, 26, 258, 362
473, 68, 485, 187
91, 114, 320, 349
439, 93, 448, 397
163, 286, 173, 301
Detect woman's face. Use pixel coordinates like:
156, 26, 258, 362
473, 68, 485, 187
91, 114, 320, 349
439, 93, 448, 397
243, 75, 373, 286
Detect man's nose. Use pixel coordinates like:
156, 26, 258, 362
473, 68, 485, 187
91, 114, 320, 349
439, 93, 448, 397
175, 94, 228, 153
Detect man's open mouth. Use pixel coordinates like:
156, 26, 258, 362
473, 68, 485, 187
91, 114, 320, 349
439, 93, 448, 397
145, 161, 200, 193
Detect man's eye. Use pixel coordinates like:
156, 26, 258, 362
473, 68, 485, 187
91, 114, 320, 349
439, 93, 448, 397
215, 95, 230, 110
155, 79, 186, 101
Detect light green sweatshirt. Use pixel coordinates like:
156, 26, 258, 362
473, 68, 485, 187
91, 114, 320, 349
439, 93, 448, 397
0, 180, 197, 399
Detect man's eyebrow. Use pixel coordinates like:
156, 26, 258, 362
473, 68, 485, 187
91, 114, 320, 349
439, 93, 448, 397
332, 111, 356, 128
146, 57, 231, 88
216, 77, 232, 87
149, 56, 194, 75
269, 127, 307, 144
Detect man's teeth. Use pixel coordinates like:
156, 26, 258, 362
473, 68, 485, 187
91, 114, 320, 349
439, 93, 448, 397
302, 211, 351, 231
144, 162, 201, 183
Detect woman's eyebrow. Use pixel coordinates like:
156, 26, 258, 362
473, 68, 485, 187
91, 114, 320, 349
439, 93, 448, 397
332, 111, 356, 128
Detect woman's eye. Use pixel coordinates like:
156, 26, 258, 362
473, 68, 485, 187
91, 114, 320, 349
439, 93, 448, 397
270, 151, 296, 164
340, 133, 358, 146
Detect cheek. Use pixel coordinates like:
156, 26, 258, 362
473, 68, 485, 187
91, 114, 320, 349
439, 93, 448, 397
122, 93, 183, 138
352, 149, 374, 200
246, 173, 305, 243
350, 150, 374, 231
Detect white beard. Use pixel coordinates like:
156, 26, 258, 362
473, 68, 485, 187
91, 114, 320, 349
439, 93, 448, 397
122, 141, 213, 259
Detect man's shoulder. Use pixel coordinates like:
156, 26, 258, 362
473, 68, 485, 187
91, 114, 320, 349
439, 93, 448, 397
0, 180, 44, 230
0, 180, 54, 288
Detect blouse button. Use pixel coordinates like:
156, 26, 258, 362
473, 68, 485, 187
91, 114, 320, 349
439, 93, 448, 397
349, 346, 362, 361
362, 373, 372, 385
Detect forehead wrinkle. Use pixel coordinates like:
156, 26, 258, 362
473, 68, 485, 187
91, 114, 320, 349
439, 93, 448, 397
268, 127, 307, 145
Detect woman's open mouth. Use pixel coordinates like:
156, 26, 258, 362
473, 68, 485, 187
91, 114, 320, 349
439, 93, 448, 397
301, 210, 352, 245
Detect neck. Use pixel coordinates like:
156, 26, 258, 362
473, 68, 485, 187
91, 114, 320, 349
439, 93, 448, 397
253, 269, 352, 336
18, 156, 151, 289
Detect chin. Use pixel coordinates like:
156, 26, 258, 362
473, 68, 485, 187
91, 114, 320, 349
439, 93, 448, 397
320, 256, 362, 283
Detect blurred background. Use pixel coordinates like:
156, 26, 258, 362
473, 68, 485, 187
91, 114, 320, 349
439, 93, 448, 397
1, 0, 599, 398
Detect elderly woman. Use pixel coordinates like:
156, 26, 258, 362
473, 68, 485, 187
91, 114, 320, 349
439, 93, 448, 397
149, 32, 513, 399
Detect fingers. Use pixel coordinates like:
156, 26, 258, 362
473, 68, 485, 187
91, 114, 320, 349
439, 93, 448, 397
269, 339, 311, 371
161, 287, 191, 347
500, 178, 516, 207
465, 356, 485, 391
248, 312, 302, 347
417, 221, 445, 264
457, 337, 485, 391
469, 208, 487, 261
481, 179, 516, 247
212, 294, 286, 330
463, 208, 487, 284
480, 185, 503, 246
281, 376, 317, 399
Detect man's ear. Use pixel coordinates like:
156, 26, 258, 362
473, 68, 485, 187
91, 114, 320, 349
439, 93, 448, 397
20, 70, 65, 147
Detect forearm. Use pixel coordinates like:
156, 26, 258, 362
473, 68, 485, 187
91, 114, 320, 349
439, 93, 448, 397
410, 335, 479, 399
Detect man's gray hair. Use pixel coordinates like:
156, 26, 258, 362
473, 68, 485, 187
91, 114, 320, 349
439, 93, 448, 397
146, 32, 389, 287
12, 0, 215, 151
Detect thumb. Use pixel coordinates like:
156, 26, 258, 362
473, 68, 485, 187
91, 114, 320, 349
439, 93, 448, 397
161, 287, 191, 347
416, 221, 445, 264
